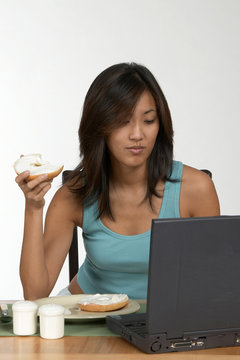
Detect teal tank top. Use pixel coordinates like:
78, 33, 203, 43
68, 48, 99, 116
77, 160, 183, 299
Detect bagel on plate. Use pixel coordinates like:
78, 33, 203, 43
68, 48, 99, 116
14, 153, 64, 180
77, 294, 129, 312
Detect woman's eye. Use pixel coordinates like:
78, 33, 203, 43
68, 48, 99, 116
144, 119, 155, 124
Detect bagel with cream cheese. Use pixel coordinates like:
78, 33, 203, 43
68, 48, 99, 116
14, 154, 64, 180
77, 294, 129, 312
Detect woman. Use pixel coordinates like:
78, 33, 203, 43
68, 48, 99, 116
16, 62, 220, 300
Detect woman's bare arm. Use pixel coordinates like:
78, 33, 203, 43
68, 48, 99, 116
16, 171, 82, 300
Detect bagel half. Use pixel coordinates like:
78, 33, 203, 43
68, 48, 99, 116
14, 154, 64, 180
77, 294, 129, 312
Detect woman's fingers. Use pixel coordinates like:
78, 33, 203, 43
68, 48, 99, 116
15, 171, 30, 185
24, 177, 49, 195
25, 174, 48, 190
16, 172, 52, 198
35, 183, 52, 200
15, 171, 53, 208
16, 173, 47, 190
25, 181, 52, 200
34, 179, 53, 193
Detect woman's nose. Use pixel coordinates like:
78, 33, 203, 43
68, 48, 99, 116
129, 123, 143, 141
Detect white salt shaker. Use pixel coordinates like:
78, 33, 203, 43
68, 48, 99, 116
39, 303, 65, 339
12, 300, 38, 335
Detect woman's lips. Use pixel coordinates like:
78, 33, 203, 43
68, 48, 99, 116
126, 146, 145, 154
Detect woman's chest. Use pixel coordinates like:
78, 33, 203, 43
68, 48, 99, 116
101, 196, 163, 236
83, 221, 151, 273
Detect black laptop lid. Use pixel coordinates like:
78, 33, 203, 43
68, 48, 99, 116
147, 216, 240, 339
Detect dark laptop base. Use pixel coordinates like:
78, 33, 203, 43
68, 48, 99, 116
106, 216, 240, 354
106, 313, 240, 354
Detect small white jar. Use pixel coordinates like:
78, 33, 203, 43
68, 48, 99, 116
39, 303, 65, 339
12, 300, 38, 336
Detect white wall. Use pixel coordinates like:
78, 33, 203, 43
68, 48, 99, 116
0, 0, 239, 300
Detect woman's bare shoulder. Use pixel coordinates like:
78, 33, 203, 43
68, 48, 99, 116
180, 164, 220, 217
48, 183, 83, 227
182, 164, 213, 188
51, 183, 76, 203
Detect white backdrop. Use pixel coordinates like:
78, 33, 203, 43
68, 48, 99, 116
0, 0, 239, 300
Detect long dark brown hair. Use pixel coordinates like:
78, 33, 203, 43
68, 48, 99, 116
66, 62, 174, 220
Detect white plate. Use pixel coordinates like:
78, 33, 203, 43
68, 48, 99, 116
34, 294, 140, 319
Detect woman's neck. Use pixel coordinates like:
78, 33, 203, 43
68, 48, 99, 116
109, 162, 148, 191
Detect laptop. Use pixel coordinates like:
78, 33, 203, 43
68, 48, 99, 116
106, 215, 240, 353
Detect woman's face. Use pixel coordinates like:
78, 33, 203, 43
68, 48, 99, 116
106, 91, 159, 170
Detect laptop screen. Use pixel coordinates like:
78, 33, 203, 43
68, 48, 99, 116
146, 216, 240, 339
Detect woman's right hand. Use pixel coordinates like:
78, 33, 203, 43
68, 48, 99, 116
15, 171, 53, 209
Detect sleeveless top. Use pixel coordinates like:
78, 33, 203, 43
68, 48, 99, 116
77, 160, 183, 299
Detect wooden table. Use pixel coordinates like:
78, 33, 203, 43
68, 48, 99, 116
2, 336, 240, 360
2, 301, 240, 359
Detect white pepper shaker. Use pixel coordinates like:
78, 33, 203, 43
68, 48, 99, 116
12, 300, 38, 335
39, 303, 65, 339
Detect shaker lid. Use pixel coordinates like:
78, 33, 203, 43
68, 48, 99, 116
39, 303, 65, 316
12, 300, 38, 312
